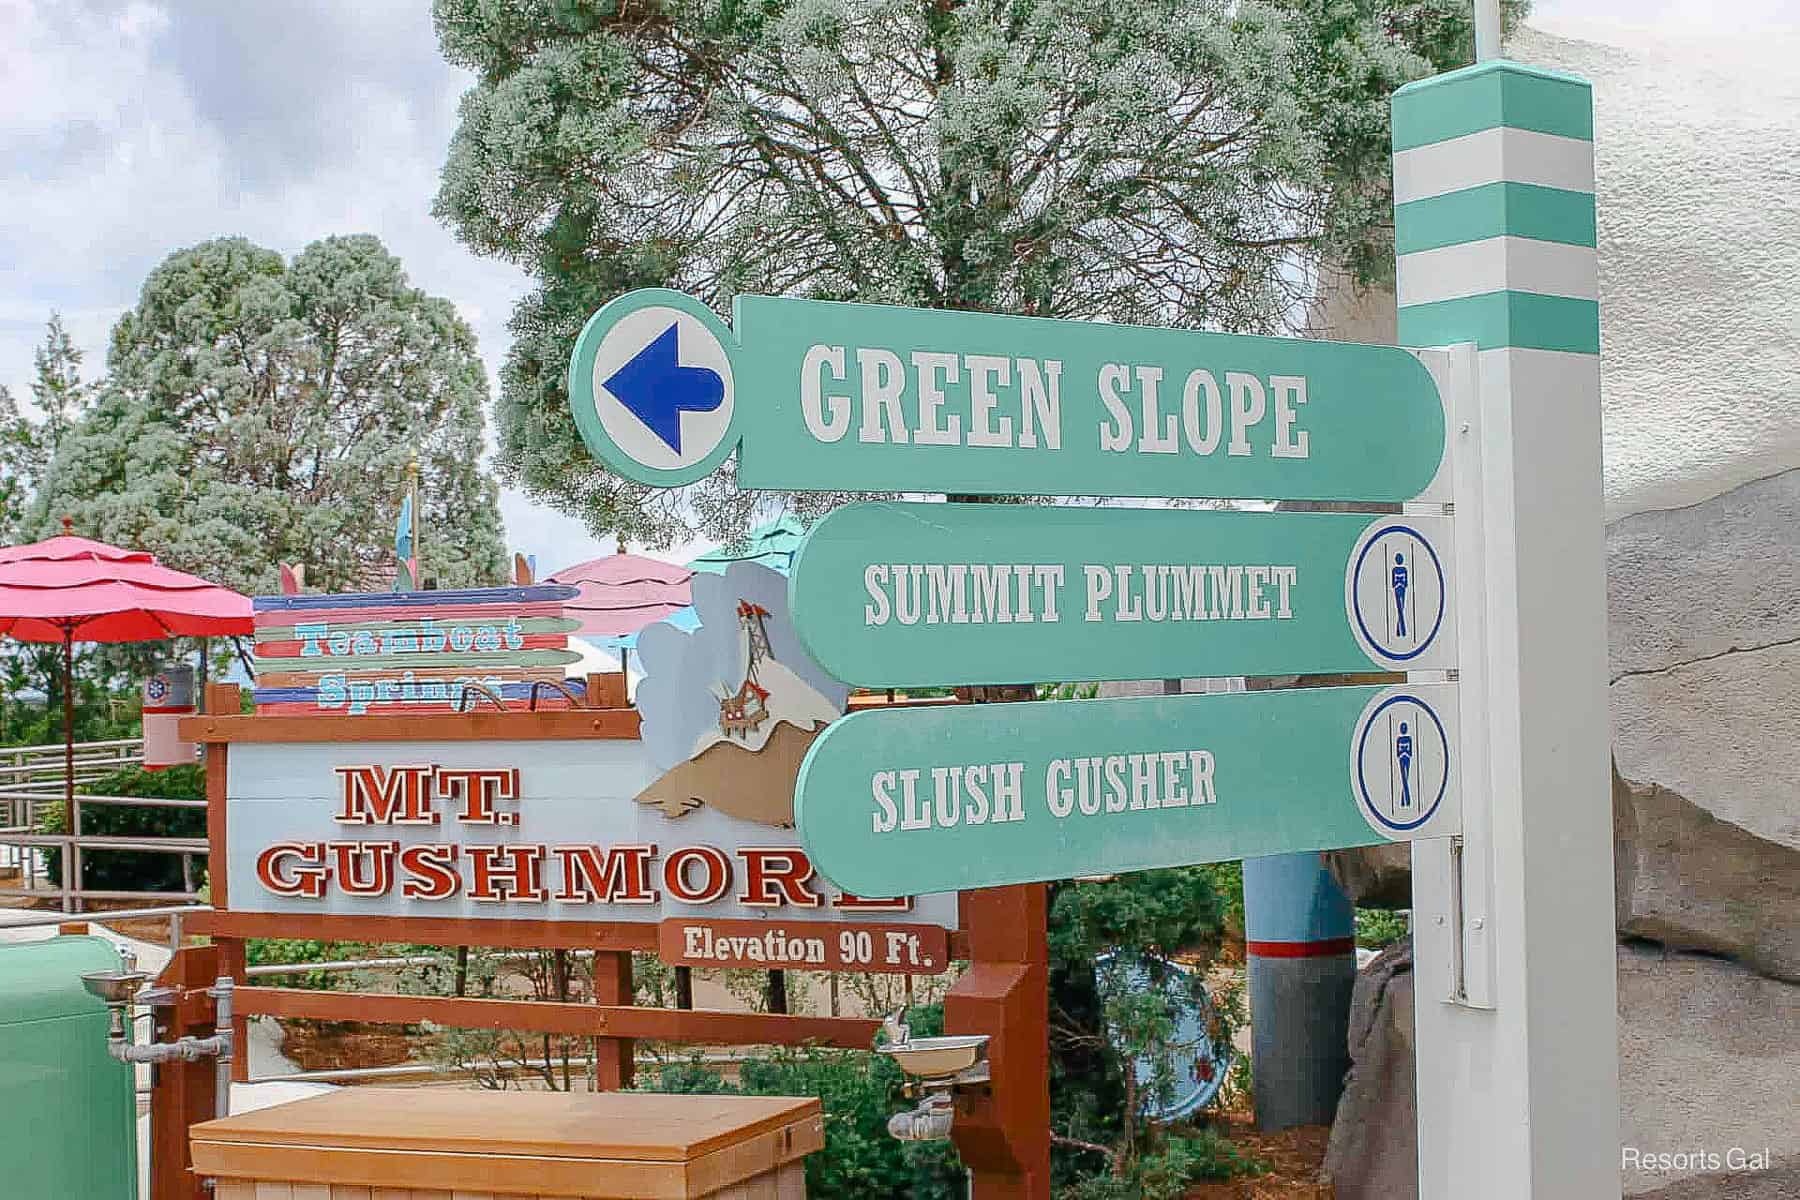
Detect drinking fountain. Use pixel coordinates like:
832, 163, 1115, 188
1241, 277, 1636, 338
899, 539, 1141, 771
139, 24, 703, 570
875, 1010, 990, 1142
81, 948, 236, 1117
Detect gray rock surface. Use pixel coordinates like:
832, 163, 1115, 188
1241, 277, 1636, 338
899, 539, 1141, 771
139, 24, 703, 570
1321, 942, 1416, 1199
1322, 942, 1800, 1198
1614, 769, 1800, 984
1617, 942, 1800, 1197
1608, 469, 1800, 852
1606, 469, 1800, 682
1612, 641, 1800, 853
1323, 843, 1412, 910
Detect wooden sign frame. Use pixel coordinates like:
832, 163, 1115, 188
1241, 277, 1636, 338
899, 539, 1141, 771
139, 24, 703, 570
162, 680, 1048, 1200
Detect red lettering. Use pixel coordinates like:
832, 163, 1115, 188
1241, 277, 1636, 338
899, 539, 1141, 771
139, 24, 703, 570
549, 844, 657, 904
398, 844, 463, 901
833, 891, 913, 913
663, 845, 732, 904
256, 842, 327, 898
327, 840, 399, 897
736, 848, 821, 909
434, 767, 520, 824
333, 765, 437, 825
467, 844, 547, 902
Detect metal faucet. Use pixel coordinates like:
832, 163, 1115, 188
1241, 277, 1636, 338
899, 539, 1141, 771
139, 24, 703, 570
82, 949, 235, 1117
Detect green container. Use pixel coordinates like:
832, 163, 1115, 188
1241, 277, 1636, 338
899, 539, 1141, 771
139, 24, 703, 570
0, 936, 139, 1198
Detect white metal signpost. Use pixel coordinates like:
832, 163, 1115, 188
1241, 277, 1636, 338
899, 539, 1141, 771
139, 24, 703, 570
566, 56, 1617, 1200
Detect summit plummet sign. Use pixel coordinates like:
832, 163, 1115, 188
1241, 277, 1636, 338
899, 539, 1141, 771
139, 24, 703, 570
569, 289, 1448, 501
790, 502, 1456, 687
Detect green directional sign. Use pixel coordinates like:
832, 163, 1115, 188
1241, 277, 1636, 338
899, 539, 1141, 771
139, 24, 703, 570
569, 290, 1447, 502
789, 502, 1456, 687
795, 684, 1461, 897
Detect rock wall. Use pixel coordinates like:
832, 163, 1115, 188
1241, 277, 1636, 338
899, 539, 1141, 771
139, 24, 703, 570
1314, 20, 1800, 1197
1326, 942, 1800, 1199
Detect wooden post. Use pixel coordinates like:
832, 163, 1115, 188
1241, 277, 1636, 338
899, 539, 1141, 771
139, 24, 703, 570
585, 671, 629, 709
946, 884, 1051, 1200
150, 944, 222, 1200
202, 684, 249, 1082
767, 969, 788, 1014
592, 950, 635, 1090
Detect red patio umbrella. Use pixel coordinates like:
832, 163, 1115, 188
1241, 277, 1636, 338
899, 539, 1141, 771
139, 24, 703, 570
0, 519, 253, 806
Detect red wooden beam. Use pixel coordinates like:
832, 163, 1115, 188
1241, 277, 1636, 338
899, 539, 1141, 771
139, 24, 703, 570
191, 910, 664, 952
232, 986, 880, 1049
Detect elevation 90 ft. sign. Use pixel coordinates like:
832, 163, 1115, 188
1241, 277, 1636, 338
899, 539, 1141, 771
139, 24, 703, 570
568, 289, 1448, 503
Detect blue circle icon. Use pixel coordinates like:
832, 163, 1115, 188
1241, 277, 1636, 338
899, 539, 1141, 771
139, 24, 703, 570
1349, 523, 1446, 662
1354, 692, 1450, 832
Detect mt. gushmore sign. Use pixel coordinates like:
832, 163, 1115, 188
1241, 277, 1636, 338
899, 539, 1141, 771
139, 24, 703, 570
568, 290, 1448, 502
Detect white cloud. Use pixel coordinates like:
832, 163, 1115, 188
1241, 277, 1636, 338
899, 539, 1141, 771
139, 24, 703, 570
1530, 0, 1800, 32
13, 0, 1782, 578
0, 0, 616, 574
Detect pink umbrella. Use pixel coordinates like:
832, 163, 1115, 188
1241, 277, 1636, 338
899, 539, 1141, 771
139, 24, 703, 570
0, 519, 253, 805
548, 549, 692, 640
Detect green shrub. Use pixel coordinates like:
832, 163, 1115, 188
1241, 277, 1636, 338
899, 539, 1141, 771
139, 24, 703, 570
37, 763, 206, 893
637, 1005, 964, 1200
1356, 908, 1410, 949
1059, 1130, 1267, 1200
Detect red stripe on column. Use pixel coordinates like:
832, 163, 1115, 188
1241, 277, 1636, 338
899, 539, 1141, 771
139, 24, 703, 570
1246, 938, 1357, 959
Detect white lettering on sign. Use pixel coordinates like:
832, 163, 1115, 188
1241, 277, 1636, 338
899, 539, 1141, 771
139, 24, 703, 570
681, 924, 830, 965
1045, 752, 1218, 817
867, 750, 1218, 834
863, 563, 1298, 627
800, 344, 1306, 458
658, 918, 949, 973
295, 617, 527, 658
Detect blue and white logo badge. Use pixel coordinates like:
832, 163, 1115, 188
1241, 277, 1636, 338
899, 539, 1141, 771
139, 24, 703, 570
1350, 687, 1457, 837
1344, 520, 1451, 666
568, 290, 741, 486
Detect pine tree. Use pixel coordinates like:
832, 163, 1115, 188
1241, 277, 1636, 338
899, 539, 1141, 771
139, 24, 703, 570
32, 236, 508, 595
433, 0, 1523, 545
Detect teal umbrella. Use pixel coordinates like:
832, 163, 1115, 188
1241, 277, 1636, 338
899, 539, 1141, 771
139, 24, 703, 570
686, 515, 808, 576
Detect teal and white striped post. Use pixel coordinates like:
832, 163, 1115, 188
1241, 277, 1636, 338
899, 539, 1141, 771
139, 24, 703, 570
1393, 62, 1619, 1198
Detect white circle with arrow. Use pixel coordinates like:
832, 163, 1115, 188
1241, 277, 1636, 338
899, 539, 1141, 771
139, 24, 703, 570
571, 291, 740, 485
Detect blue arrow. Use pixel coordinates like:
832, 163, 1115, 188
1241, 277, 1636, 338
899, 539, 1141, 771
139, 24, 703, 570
602, 322, 725, 455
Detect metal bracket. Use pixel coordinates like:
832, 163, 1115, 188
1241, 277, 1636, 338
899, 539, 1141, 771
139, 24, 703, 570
1409, 344, 1496, 1010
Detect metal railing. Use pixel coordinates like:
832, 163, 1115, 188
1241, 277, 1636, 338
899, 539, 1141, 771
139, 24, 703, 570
0, 736, 211, 913
0, 903, 211, 958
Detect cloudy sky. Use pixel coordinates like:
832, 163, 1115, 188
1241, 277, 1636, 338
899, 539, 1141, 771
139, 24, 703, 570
2, 0, 1796, 571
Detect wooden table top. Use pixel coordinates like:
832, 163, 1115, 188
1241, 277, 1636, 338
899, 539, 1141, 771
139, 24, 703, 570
190, 1089, 822, 1163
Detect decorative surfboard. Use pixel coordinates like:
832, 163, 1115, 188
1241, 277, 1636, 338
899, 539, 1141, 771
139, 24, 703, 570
251, 584, 584, 716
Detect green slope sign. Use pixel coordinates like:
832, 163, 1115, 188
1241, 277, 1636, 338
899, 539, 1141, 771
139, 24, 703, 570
568, 289, 1447, 502
795, 684, 1461, 897
790, 502, 1457, 687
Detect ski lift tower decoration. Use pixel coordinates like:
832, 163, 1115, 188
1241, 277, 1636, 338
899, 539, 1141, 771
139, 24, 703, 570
717, 601, 773, 737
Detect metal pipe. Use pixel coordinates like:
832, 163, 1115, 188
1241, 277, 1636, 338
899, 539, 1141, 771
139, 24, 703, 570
1474, 0, 1502, 62
0, 904, 210, 929
48, 795, 206, 810
210, 976, 234, 1118
0, 834, 208, 851
888, 1092, 956, 1141
247, 955, 444, 977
